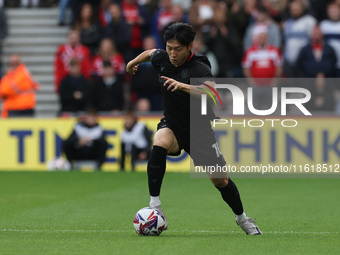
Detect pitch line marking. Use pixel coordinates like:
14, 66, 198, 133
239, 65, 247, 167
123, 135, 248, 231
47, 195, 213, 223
0, 229, 336, 235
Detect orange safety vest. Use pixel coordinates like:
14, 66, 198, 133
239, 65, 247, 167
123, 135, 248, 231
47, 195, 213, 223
0, 64, 39, 118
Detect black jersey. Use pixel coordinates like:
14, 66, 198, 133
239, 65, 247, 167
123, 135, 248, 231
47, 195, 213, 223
150, 49, 215, 133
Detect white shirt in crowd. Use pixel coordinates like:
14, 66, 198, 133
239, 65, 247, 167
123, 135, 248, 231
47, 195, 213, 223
121, 122, 148, 153
283, 15, 317, 63
320, 19, 340, 69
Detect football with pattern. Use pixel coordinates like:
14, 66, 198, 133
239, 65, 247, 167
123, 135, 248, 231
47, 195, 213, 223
133, 207, 166, 236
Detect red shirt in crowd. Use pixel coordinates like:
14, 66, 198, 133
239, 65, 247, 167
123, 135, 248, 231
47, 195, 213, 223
91, 54, 125, 76
121, 0, 143, 49
157, 10, 173, 33
54, 44, 91, 92
242, 44, 282, 86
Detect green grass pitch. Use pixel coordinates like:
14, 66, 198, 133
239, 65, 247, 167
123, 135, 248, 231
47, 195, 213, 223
0, 171, 339, 255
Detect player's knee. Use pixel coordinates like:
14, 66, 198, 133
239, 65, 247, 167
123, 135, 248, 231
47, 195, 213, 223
153, 136, 172, 151
211, 178, 228, 188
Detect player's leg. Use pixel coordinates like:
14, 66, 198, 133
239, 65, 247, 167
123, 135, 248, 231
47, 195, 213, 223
192, 134, 262, 235
210, 177, 245, 219
210, 176, 262, 235
147, 127, 179, 229
148, 127, 179, 202
190, 136, 242, 216
210, 177, 244, 217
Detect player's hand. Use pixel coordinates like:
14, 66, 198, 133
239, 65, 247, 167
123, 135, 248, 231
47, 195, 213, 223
161, 76, 184, 92
126, 62, 139, 75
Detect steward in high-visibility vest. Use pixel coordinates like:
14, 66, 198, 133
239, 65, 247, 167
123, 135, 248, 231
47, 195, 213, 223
0, 55, 39, 118
0, 55, 40, 118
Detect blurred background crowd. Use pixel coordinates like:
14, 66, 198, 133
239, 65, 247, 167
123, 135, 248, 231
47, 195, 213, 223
1, 0, 340, 117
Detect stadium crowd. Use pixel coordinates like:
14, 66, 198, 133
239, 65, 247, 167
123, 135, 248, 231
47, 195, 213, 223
1, 0, 340, 115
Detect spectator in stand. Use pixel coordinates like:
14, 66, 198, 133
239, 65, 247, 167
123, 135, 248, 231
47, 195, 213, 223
171, 4, 188, 24
20, 0, 39, 8
135, 98, 152, 112
150, 0, 174, 49
54, 30, 91, 92
121, 0, 150, 58
0, 54, 40, 118
193, 34, 218, 76
309, 0, 334, 22
98, 0, 112, 27
224, 0, 250, 77
120, 111, 152, 171
206, 9, 238, 77
73, 3, 102, 56
242, 32, 282, 110
259, 0, 288, 24
104, 3, 132, 61
58, 0, 70, 26
225, 0, 250, 42
243, 6, 281, 50
91, 38, 125, 77
0, 7, 8, 76
283, 0, 317, 77
189, 0, 216, 39
91, 60, 124, 112
172, 0, 192, 12
297, 25, 337, 78
59, 58, 90, 114
307, 74, 335, 112
70, 0, 100, 15
142, 0, 159, 16
77, 0, 99, 8
131, 36, 163, 111
62, 0, 98, 26
320, 2, 340, 77
160, 5, 189, 48
63, 108, 108, 170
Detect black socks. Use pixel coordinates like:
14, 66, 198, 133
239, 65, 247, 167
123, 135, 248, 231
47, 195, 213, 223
147, 146, 167, 196
216, 178, 244, 215
147, 145, 244, 215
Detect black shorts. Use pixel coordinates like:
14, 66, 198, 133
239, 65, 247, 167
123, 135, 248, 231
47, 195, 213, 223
157, 117, 226, 167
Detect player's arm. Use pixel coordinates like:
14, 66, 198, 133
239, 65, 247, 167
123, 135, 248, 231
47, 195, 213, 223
161, 76, 215, 97
161, 57, 216, 98
126, 49, 157, 75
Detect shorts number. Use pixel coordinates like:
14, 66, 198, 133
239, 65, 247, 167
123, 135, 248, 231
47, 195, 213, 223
212, 142, 222, 157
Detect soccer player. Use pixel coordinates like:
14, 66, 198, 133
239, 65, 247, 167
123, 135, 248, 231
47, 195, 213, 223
126, 23, 262, 235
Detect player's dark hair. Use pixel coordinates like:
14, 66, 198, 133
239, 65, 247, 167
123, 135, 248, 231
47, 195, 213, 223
163, 23, 196, 47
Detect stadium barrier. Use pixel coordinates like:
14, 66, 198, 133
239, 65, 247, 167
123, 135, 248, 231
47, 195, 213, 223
0, 116, 189, 171
0, 117, 339, 171
209, 116, 340, 177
